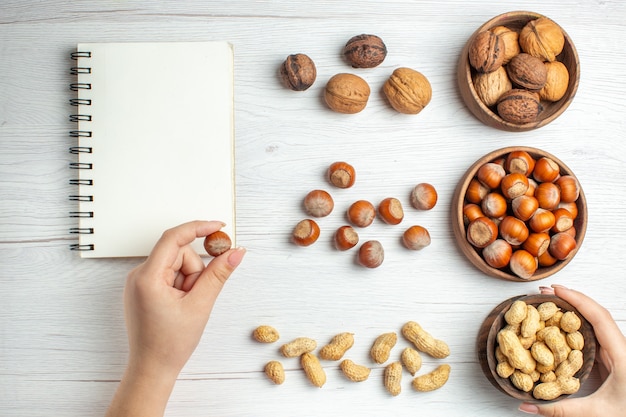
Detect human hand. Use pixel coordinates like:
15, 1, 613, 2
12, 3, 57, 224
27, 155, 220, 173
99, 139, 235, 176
106, 220, 245, 417
518, 284, 626, 416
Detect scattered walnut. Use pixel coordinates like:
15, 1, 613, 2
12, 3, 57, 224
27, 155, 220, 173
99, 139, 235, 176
382, 67, 432, 114
343, 34, 387, 68
324, 73, 370, 114
279, 53, 317, 91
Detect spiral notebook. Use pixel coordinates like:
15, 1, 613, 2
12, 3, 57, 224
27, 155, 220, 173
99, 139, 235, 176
69, 42, 235, 258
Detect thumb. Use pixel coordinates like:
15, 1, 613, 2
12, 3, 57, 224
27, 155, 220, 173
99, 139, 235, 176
188, 247, 246, 309
520, 397, 593, 417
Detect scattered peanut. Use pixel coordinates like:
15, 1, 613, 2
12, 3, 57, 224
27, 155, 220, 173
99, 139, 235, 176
370, 332, 397, 364
401, 321, 450, 359
264, 360, 285, 384
383, 361, 403, 396
280, 337, 317, 358
319, 332, 354, 361
339, 359, 371, 382
252, 325, 280, 343
412, 364, 451, 392
301, 352, 326, 387
400, 347, 422, 376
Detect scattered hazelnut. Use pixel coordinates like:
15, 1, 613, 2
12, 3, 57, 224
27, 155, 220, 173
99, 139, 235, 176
540, 61, 570, 102
279, 53, 317, 91
328, 161, 356, 188
358, 240, 384, 268
334, 225, 359, 251
343, 34, 387, 68
468, 30, 506, 73
347, 200, 376, 228
292, 219, 320, 246
410, 183, 438, 210
402, 225, 431, 250
506, 53, 548, 91
303, 189, 334, 217
496, 89, 543, 124
324, 73, 370, 114
378, 197, 404, 225
519, 17, 565, 62
382, 67, 432, 114
203, 230, 232, 257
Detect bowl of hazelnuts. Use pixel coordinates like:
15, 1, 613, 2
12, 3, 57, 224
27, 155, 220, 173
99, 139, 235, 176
457, 11, 580, 131
451, 146, 587, 281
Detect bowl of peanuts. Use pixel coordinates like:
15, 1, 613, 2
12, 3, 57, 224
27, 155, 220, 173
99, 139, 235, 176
477, 294, 597, 401
451, 146, 587, 281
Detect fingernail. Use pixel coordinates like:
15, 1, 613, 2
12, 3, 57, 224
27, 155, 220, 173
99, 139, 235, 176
539, 286, 554, 293
519, 403, 539, 414
227, 247, 246, 267
551, 284, 569, 290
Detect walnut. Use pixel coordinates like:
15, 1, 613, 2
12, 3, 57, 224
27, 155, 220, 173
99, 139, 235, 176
497, 89, 543, 124
279, 53, 317, 91
469, 30, 506, 73
540, 61, 570, 102
343, 34, 387, 68
324, 73, 370, 114
490, 26, 520, 64
519, 17, 565, 62
506, 53, 548, 91
382, 67, 432, 114
473, 66, 513, 107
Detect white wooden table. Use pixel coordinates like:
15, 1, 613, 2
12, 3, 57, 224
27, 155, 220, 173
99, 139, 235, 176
1, 1, 625, 416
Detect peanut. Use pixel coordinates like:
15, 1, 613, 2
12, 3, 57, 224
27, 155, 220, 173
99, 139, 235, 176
383, 361, 403, 396
401, 321, 450, 359
504, 300, 528, 325
510, 370, 534, 392
319, 332, 354, 361
264, 360, 285, 385
521, 304, 541, 338
533, 376, 580, 400
301, 352, 326, 387
545, 310, 563, 327
542, 326, 571, 365
555, 349, 583, 378
280, 337, 317, 358
495, 346, 515, 378
401, 347, 422, 376
497, 329, 537, 374
370, 332, 397, 364
531, 341, 555, 367
566, 331, 585, 350
537, 301, 560, 321
540, 370, 557, 383
340, 359, 371, 382
560, 311, 582, 333
412, 364, 451, 392
253, 325, 280, 343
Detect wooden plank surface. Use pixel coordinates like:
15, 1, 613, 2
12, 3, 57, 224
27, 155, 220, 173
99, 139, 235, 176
1, 1, 625, 416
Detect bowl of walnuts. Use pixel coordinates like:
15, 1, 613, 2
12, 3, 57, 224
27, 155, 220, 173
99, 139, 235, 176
477, 294, 596, 401
451, 146, 587, 281
457, 11, 580, 131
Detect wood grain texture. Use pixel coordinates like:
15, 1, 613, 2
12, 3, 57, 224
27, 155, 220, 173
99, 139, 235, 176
1, 1, 626, 416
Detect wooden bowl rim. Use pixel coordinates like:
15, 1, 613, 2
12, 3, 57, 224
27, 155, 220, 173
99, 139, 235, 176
451, 146, 587, 282
477, 294, 597, 402
457, 10, 581, 132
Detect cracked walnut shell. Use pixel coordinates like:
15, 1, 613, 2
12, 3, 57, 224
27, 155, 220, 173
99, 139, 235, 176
383, 67, 432, 115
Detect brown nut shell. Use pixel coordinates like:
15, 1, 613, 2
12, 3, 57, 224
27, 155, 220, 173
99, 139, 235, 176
279, 53, 317, 91
491, 26, 521, 64
469, 30, 506, 73
497, 89, 543, 125
540, 61, 570, 102
507, 53, 548, 91
473, 66, 513, 107
383, 67, 432, 115
519, 17, 565, 62
343, 34, 387, 68
324, 73, 370, 114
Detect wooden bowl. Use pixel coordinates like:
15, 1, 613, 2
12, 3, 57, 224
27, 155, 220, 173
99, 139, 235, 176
477, 294, 597, 401
451, 146, 587, 281
457, 11, 580, 131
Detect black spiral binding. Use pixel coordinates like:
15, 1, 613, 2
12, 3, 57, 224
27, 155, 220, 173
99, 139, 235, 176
69, 50, 95, 252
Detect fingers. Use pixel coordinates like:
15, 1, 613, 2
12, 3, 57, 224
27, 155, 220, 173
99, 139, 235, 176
187, 247, 246, 311
520, 397, 592, 416
552, 285, 626, 362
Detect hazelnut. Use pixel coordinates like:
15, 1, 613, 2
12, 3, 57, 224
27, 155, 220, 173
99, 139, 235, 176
551, 208, 574, 233
500, 172, 529, 199
324, 73, 370, 114
540, 61, 570, 102
467, 216, 499, 248
506, 53, 548, 91
509, 249, 538, 279
402, 225, 431, 250
292, 219, 320, 246
519, 17, 565, 62
522, 232, 551, 257
481, 192, 507, 218
347, 200, 376, 228
499, 216, 529, 246
203, 230, 232, 257
482, 239, 512, 269
410, 183, 438, 210
468, 30, 506, 73
555, 175, 580, 203
279, 53, 317, 91
343, 34, 387, 68
378, 197, 404, 225
505, 150, 536, 176
473, 66, 512, 107
490, 26, 520, 64
496, 89, 543, 124
328, 161, 356, 188
549, 232, 576, 260
533, 157, 561, 183
303, 189, 334, 217
334, 225, 359, 251
358, 240, 384, 268
534, 182, 561, 210
382, 67, 432, 115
